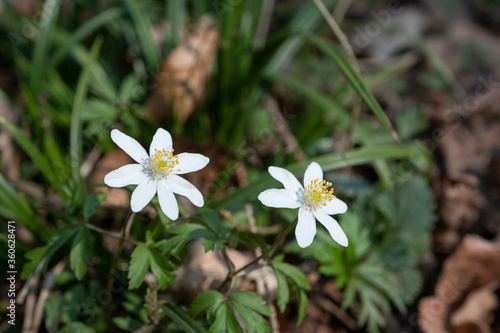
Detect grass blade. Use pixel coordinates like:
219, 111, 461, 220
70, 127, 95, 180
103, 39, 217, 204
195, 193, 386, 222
167, 0, 185, 49
31, 0, 60, 91
50, 7, 123, 68
70, 38, 103, 205
306, 34, 400, 143
163, 303, 206, 333
265, 0, 335, 74
0, 173, 49, 241
0, 113, 69, 200
124, 0, 160, 67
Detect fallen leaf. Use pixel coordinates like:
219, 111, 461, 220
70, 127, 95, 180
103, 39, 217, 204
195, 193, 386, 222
439, 181, 486, 231
450, 283, 497, 330
146, 16, 219, 123
419, 235, 500, 333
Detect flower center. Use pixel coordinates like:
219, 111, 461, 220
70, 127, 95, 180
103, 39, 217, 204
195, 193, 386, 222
148, 149, 179, 178
303, 178, 335, 210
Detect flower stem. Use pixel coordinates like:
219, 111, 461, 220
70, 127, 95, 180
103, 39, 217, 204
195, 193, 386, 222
84, 223, 140, 245
218, 218, 298, 292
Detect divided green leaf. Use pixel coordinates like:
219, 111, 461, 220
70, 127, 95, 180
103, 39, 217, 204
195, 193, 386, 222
128, 243, 150, 290
83, 192, 106, 221
70, 227, 93, 280
208, 303, 242, 333
149, 247, 175, 289
190, 290, 224, 318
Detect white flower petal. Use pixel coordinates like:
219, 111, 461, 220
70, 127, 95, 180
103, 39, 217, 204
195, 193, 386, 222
304, 162, 323, 186
166, 175, 204, 207
157, 181, 179, 220
313, 210, 348, 247
111, 129, 149, 164
172, 153, 209, 174
130, 179, 157, 212
268, 166, 303, 196
296, 208, 317, 248
258, 189, 301, 209
321, 198, 348, 215
104, 164, 147, 187
149, 128, 173, 155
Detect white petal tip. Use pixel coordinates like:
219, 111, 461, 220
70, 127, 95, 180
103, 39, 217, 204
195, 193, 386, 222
200, 156, 210, 168
110, 129, 120, 138
166, 212, 179, 220
338, 238, 348, 247
268, 166, 278, 173
297, 240, 313, 248
192, 198, 204, 207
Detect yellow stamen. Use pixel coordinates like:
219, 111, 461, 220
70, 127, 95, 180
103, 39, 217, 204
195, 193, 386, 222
148, 149, 179, 178
303, 178, 335, 210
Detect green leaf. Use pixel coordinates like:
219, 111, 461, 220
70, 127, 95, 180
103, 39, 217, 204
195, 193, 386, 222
229, 290, 272, 333
306, 34, 400, 143
59, 322, 95, 333
21, 245, 49, 279
396, 106, 430, 141
155, 235, 190, 256
198, 209, 224, 236
45, 292, 63, 333
128, 243, 150, 290
230, 291, 271, 316
209, 303, 243, 333
272, 260, 311, 291
274, 270, 289, 313
297, 289, 308, 326
83, 192, 106, 221
169, 223, 216, 240
190, 290, 224, 317
232, 302, 270, 333
149, 247, 175, 289
112, 317, 143, 331
45, 225, 81, 261
70, 228, 93, 280
375, 176, 436, 234
398, 267, 423, 304
163, 303, 206, 333
357, 263, 406, 314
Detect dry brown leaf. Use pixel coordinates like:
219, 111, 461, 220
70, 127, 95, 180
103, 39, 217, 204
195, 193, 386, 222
146, 16, 218, 123
439, 119, 500, 182
450, 283, 498, 330
439, 181, 486, 231
419, 235, 500, 333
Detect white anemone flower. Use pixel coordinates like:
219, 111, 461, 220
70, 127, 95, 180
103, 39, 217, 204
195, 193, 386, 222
103, 128, 209, 220
258, 162, 348, 248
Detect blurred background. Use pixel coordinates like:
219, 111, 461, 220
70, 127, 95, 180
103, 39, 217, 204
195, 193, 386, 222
1, 0, 500, 332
